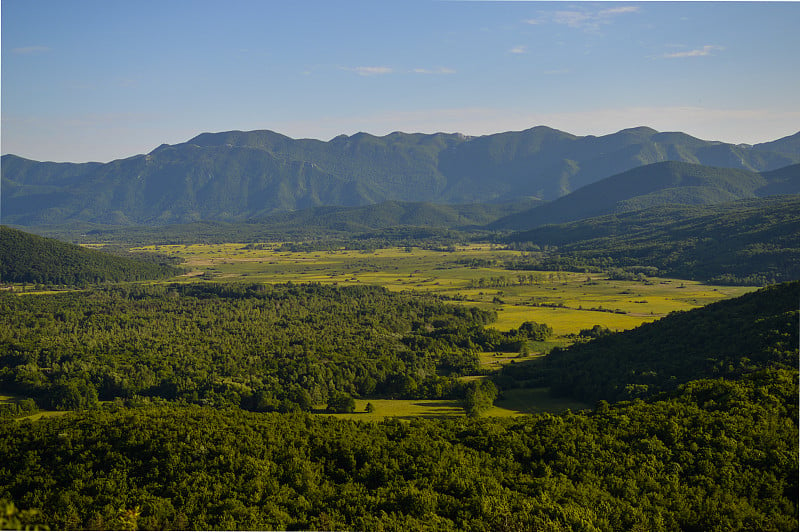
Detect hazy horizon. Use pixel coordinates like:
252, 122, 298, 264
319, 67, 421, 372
3, 0, 799, 163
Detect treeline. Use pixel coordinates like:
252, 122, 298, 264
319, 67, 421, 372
0, 283, 502, 412
503, 195, 800, 285
43, 221, 480, 249
0, 226, 181, 286
1, 367, 796, 530
498, 281, 799, 404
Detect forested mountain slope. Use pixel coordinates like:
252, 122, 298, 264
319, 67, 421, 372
503, 194, 800, 285
500, 281, 799, 404
0, 226, 180, 285
492, 161, 800, 231
753, 130, 800, 159
3, 126, 798, 226
248, 198, 542, 233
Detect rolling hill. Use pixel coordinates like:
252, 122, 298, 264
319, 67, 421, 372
0, 226, 180, 285
491, 161, 800, 231
3, 126, 798, 226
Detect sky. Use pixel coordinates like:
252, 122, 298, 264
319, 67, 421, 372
2, 0, 799, 163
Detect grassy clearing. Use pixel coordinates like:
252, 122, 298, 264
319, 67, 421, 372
488, 388, 591, 417
321, 390, 588, 421
15, 411, 71, 422
323, 399, 465, 421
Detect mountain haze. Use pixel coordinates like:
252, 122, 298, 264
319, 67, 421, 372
491, 161, 800, 231
2, 127, 799, 226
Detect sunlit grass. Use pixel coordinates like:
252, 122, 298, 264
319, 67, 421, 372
323, 398, 465, 421
488, 388, 591, 417
134, 243, 757, 339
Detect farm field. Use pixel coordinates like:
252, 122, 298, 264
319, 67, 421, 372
135, 242, 756, 338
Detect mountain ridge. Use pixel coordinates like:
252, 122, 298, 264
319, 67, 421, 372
490, 161, 800, 231
3, 126, 799, 226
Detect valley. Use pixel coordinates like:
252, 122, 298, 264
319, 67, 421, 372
1, 126, 797, 530
149, 241, 753, 334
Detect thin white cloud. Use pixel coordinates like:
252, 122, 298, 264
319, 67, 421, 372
509, 45, 527, 54
600, 6, 640, 16
344, 66, 393, 76
537, 6, 640, 31
12, 46, 51, 55
663, 45, 724, 58
412, 67, 456, 75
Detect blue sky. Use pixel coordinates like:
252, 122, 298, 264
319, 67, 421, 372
2, 0, 799, 162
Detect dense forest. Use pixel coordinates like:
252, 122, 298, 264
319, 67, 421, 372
0, 281, 796, 529
0, 282, 548, 413
504, 195, 800, 285
0, 226, 181, 286
0, 368, 795, 530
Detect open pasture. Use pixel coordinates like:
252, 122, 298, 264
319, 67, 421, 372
324, 398, 465, 421
488, 388, 591, 417
135, 242, 755, 338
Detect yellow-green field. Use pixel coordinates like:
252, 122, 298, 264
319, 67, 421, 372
134, 242, 755, 338
321, 390, 591, 421
488, 388, 591, 417
324, 399, 465, 421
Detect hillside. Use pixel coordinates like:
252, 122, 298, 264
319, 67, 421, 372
3, 126, 798, 226
504, 195, 800, 285
250, 199, 542, 232
753, 131, 800, 159
19, 199, 537, 247
520, 281, 799, 404
0, 226, 180, 285
492, 161, 800, 231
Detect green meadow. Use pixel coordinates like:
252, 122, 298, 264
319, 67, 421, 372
137, 242, 754, 337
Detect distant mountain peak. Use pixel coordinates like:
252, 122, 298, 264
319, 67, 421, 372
616, 126, 659, 135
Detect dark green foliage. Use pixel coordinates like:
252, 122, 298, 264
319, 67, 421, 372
505, 195, 800, 285
326, 393, 356, 413
513, 282, 799, 404
0, 283, 494, 410
0, 225, 180, 285
463, 380, 498, 416
0, 366, 795, 530
3, 127, 798, 226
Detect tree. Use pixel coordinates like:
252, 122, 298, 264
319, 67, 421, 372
326, 393, 356, 413
463, 380, 498, 417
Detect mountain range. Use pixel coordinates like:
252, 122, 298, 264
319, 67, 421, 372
2, 126, 799, 226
